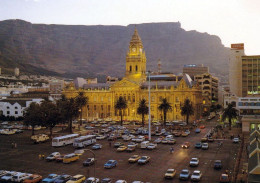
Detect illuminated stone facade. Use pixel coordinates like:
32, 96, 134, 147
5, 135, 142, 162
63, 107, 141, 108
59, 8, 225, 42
63, 28, 203, 122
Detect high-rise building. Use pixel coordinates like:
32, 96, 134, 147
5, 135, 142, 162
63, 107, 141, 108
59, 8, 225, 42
14, 67, 20, 77
241, 55, 260, 97
229, 43, 245, 97
183, 64, 209, 77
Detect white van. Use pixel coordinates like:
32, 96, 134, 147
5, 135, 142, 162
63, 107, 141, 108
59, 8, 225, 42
141, 141, 150, 149
31, 134, 49, 143
11, 172, 31, 182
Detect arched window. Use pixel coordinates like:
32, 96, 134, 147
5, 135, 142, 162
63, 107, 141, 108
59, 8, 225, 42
136, 65, 138, 71
130, 66, 132, 72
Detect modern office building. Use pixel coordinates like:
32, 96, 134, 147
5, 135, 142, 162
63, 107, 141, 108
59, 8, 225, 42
63, 28, 203, 122
183, 64, 209, 77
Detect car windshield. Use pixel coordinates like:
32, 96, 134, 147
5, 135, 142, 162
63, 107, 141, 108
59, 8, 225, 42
71, 178, 78, 181
181, 171, 188, 174
5, 173, 12, 176
86, 159, 91, 162
49, 155, 54, 157
193, 172, 200, 176
13, 176, 18, 179
222, 175, 228, 179
86, 180, 93, 183
191, 159, 197, 162
140, 157, 146, 160
167, 170, 174, 173
107, 161, 113, 164
48, 175, 55, 178
28, 176, 35, 180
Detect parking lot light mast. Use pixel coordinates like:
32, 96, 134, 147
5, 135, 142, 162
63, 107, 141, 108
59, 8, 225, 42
84, 149, 96, 181
148, 71, 151, 141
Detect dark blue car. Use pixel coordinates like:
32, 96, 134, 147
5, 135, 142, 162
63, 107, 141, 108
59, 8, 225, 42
104, 160, 117, 169
54, 174, 71, 183
195, 142, 202, 149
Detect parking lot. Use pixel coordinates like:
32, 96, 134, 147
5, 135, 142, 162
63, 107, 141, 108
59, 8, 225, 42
0, 120, 240, 182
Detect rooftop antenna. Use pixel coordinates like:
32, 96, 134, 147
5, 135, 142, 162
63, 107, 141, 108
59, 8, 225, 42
157, 59, 161, 74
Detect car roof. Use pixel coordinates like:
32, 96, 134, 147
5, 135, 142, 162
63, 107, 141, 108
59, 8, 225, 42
73, 174, 84, 178
193, 170, 201, 173
167, 169, 175, 171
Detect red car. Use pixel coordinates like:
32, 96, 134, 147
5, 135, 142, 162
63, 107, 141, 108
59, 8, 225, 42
219, 173, 230, 183
23, 174, 42, 183
199, 125, 205, 129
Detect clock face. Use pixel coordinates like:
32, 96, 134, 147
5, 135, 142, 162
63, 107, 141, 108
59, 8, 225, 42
132, 48, 136, 52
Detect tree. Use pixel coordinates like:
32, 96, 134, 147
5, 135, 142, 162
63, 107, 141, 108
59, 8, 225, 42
40, 100, 62, 138
115, 96, 127, 126
158, 98, 172, 126
137, 99, 149, 127
181, 98, 194, 125
75, 92, 88, 126
222, 103, 239, 130
23, 102, 42, 135
57, 96, 80, 133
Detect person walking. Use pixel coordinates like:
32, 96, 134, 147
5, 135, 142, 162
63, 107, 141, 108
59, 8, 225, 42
42, 154, 45, 160
39, 154, 42, 160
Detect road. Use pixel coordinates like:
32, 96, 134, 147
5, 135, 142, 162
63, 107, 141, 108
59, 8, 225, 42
0, 119, 239, 182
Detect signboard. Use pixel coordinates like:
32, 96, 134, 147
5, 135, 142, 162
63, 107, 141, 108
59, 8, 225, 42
231, 43, 244, 50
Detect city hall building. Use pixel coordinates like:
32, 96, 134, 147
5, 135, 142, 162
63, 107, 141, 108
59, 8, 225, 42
63, 28, 203, 122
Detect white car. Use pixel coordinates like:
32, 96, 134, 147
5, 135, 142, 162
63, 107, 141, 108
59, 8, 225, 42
0, 171, 18, 182
184, 130, 190, 135
191, 170, 202, 181
115, 180, 127, 183
11, 172, 31, 182
190, 158, 199, 167
46, 152, 60, 161
233, 137, 239, 143
132, 181, 144, 183
132, 136, 145, 142
128, 142, 138, 148
86, 177, 100, 183
96, 135, 106, 140
201, 143, 209, 150
147, 143, 157, 150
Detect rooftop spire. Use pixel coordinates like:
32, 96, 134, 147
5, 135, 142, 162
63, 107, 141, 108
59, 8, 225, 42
130, 27, 143, 47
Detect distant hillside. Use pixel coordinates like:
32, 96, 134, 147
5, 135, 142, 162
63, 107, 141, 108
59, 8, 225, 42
0, 19, 229, 78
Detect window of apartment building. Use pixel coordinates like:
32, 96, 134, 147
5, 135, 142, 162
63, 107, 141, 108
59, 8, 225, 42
151, 106, 154, 111
94, 105, 96, 110
7, 111, 10, 115
101, 105, 103, 110
132, 95, 135, 102
151, 96, 155, 102
7, 106, 9, 109
15, 111, 18, 114
15, 107, 18, 109
101, 97, 103, 102
94, 96, 97, 102
108, 97, 111, 102
108, 105, 110, 112
175, 97, 179, 102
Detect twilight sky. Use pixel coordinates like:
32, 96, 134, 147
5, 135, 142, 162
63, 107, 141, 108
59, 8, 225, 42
1, 0, 260, 55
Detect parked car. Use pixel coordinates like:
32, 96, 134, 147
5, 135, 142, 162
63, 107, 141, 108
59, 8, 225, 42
114, 142, 124, 148
233, 137, 239, 143
164, 169, 176, 179
147, 143, 157, 150
214, 160, 222, 170
54, 174, 71, 183
128, 155, 141, 163
74, 150, 84, 156
96, 135, 106, 140
191, 170, 202, 181
137, 156, 150, 164
126, 146, 135, 152
195, 128, 201, 133
42, 174, 59, 183
190, 158, 199, 167
179, 169, 190, 180
201, 137, 208, 142
208, 137, 214, 142
181, 132, 189, 137
11, 172, 31, 183
202, 143, 209, 150
46, 152, 61, 161
100, 178, 112, 183
85, 177, 100, 183
83, 158, 95, 166
181, 142, 190, 148
115, 180, 127, 183
127, 142, 138, 148
63, 153, 79, 164
56, 155, 65, 162
219, 173, 230, 183
117, 146, 127, 152
200, 125, 205, 129
0, 171, 17, 182
67, 174, 86, 183
0, 170, 9, 177
104, 160, 117, 168
23, 174, 43, 183
168, 139, 176, 144
154, 138, 163, 143
195, 142, 202, 149
92, 144, 102, 150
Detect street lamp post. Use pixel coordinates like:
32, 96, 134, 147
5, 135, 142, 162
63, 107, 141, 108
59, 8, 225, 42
84, 149, 96, 181
148, 71, 151, 141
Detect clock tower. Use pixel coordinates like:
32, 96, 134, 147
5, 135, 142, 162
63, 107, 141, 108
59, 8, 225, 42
125, 27, 147, 82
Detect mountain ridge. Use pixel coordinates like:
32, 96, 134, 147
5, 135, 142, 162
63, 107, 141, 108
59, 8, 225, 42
0, 19, 229, 79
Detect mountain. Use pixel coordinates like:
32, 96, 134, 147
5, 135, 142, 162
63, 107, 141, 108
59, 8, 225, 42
0, 19, 229, 78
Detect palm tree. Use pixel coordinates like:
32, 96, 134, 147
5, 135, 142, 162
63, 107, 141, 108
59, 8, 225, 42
158, 98, 172, 126
222, 103, 239, 130
181, 98, 194, 125
76, 92, 88, 126
137, 99, 149, 127
115, 96, 127, 126
24, 102, 42, 135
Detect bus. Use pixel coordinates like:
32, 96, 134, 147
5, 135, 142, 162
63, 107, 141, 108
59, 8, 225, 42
52, 134, 79, 147
73, 135, 96, 148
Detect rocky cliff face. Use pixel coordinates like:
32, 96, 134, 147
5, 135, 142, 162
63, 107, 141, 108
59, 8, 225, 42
0, 19, 229, 78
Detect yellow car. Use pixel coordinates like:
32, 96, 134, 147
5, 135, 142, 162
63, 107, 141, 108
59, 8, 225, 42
117, 146, 127, 152
63, 153, 79, 164
67, 175, 86, 183
165, 169, 176, 179
128, 155, 141, 163
181, 132, 189, 137
201, 137, 208, 142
